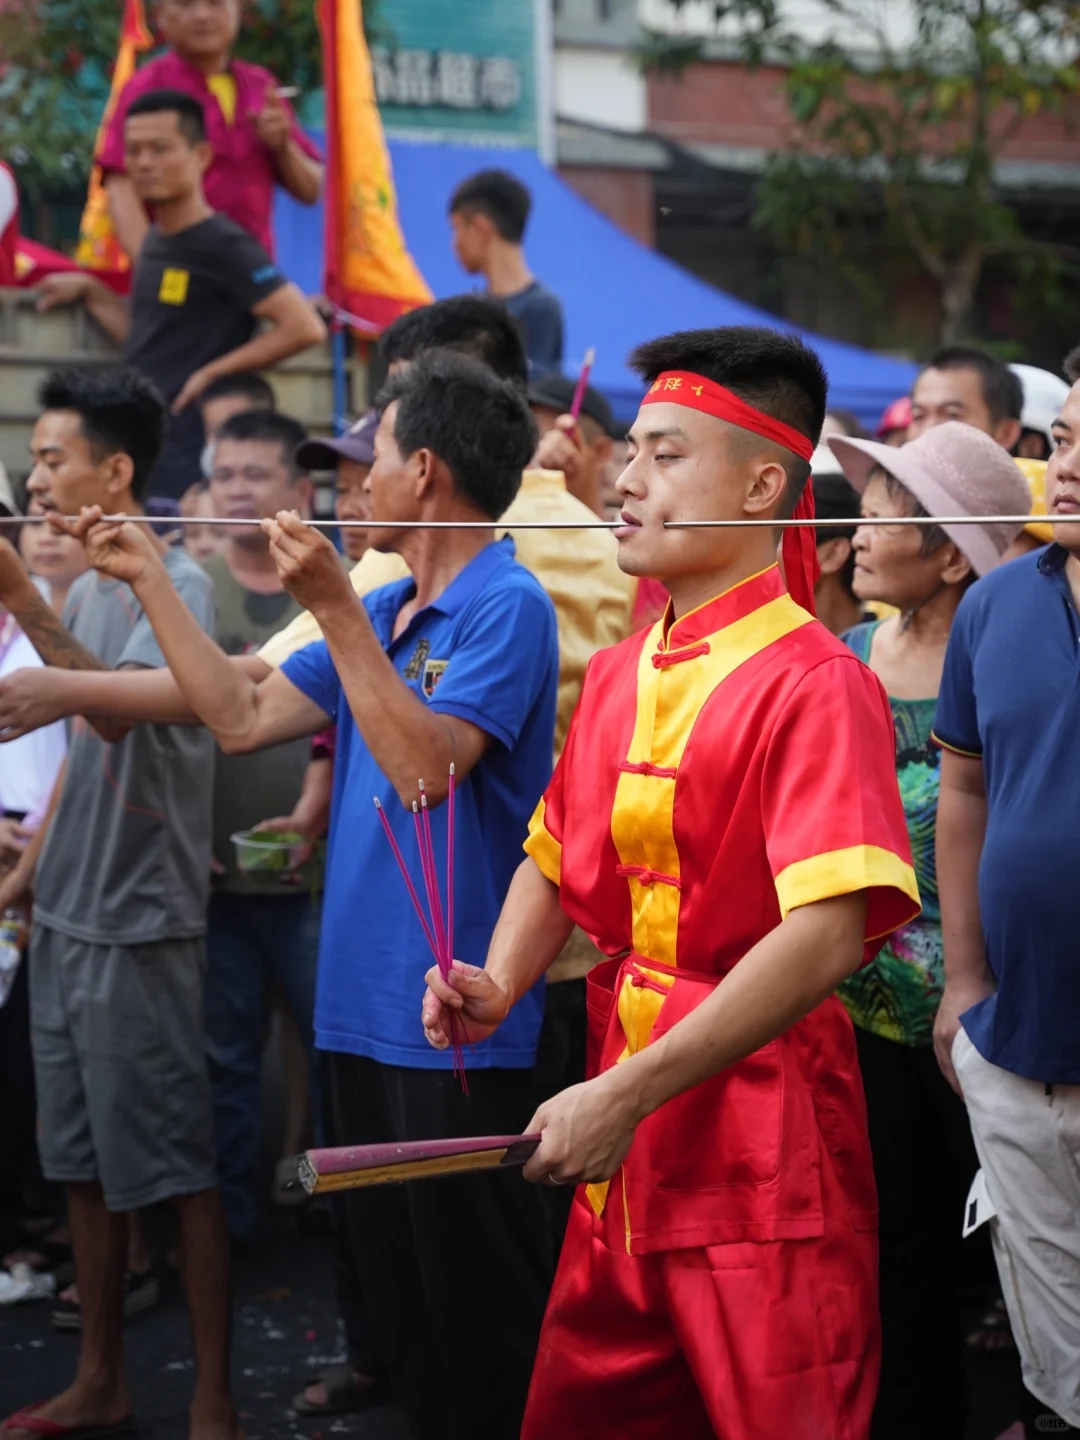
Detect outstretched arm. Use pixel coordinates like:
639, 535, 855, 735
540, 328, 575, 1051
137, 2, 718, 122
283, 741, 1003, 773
0, 539, 132, 742
66, 512, 328, 751
0, 654, 272, 740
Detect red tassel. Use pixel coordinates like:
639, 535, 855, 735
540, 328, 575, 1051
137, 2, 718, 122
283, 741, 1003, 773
783, 479, 819, 616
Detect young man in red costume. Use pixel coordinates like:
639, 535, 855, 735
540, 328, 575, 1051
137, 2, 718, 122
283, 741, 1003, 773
423, 327, 921, 1440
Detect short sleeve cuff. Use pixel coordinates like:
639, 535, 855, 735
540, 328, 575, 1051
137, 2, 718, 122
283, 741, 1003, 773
930, 730, 983, 759
773, 844, 921, 940
524, 797, 561, 886
428, 699, 515, 752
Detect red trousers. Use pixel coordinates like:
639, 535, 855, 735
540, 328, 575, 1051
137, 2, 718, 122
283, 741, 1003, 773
522, 1186, 880, 1440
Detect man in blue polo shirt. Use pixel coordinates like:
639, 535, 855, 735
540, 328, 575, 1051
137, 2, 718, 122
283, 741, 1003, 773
932, 349, 1080, 1437
60, 348, 559, 1440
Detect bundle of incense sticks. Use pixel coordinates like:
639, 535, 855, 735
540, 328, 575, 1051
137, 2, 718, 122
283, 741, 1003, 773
297, 1134, 541, 1194
374, 764, 467, 1088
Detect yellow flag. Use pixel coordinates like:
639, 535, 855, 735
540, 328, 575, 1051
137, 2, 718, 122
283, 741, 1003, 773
317, 0, 431, 326
75, 0, 153, 276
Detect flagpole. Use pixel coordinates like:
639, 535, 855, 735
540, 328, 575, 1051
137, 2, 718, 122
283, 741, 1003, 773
331, 318, 349, 437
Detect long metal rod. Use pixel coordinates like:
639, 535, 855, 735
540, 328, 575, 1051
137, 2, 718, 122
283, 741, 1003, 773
0, 514, 1074, 530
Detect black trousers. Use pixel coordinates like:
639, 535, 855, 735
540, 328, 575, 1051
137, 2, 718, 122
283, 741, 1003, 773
318, 1051, 383, 1379
856, 1027, 985, 1440
328, 1053, 553, 1440
530, 978, 588, 1254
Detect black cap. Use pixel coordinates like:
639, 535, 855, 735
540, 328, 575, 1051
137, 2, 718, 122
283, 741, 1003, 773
527, 372, 616, 438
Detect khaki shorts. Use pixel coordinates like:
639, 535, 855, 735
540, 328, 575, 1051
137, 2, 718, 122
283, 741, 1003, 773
30, 924, 217, 1212
954, 1025, 1080, 1426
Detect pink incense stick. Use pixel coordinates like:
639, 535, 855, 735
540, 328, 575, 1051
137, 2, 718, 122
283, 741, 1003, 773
374, 797, 439, 961
417, 783, 466, 1087
568, 346, 596, 422
418, 783, 447, 971
446, 763, 455, 972
412, 800, 441, 966
381, 790, 468, 1090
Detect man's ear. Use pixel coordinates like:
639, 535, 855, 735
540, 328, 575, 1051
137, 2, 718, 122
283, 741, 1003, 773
413, 447, 442, 502
995, 417, 1022, 453
102, 449, 136, 503
194, 140, 214, 177
816, 535, 852, 577
745, 459, 788, 516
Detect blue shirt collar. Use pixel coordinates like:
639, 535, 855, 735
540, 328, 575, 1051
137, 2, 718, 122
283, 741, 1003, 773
1037, 543, 1069, 575
365, 537, 518, 644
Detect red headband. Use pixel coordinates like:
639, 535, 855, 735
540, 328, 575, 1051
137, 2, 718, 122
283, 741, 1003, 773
641, 369, 819, 615
641, 371, 814, 462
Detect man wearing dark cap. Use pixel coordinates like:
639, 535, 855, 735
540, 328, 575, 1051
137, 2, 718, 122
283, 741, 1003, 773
528, 372, 616, 518
260, 413, 410, 665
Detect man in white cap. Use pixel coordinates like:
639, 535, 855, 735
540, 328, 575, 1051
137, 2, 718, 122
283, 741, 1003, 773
932, 351, 1080, 1439
825, 421, 1032, 1440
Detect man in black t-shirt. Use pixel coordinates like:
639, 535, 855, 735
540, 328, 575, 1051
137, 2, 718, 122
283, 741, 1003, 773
37, 87, 325, 500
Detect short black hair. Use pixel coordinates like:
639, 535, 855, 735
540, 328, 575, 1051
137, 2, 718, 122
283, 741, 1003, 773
813, 472, 860, 598
199, 372, 276, 412
125, 88, 206, 145
449, 169, 532, 243
379, 295, 528, 387
375, 349, 537, 520
919, 346, 1023, 424
213, 410, 309, 480
38, 366, 166, 500
628, 326, 828, 515
1063, 345, 1080, 384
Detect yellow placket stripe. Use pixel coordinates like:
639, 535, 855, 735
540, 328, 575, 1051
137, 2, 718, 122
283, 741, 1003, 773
596, 592, 812, 1246
609, 594, 813, 968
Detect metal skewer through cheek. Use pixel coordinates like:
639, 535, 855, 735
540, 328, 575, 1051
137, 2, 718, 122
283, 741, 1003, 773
4, 514, 1076, 530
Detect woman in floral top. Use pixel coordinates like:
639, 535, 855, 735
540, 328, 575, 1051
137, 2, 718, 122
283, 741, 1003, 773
826, 422, 1033, 1440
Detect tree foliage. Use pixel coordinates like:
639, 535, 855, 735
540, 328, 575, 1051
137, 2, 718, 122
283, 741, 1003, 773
639, 0, 1080, 343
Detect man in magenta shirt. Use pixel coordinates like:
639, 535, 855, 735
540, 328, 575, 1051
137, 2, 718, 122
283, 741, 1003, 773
100, 0, 322, 262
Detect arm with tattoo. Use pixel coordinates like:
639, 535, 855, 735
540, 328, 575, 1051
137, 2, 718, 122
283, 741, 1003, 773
0, 541, 131, 743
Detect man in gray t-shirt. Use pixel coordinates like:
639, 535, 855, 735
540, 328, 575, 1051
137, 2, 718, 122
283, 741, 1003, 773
0, 367, 237, 1440
34, 550, 215, 943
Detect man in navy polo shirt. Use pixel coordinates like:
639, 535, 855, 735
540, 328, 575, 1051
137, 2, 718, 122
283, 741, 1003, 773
932, 349, 1080, 1437
62, 349, 559, 1440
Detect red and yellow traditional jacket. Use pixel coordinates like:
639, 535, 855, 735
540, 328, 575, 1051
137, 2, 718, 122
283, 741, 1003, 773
525, 564, 920, 1255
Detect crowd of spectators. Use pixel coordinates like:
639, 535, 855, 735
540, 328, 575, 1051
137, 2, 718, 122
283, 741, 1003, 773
0, 44, 1077, 1437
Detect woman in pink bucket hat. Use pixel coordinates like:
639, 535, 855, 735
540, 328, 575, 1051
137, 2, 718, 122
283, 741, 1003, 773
822, 420, 1031, 1439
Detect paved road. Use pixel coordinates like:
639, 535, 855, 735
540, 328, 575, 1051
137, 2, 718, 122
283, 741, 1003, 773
0, 1200, 1025, 1440
0, 1204, 408, 1440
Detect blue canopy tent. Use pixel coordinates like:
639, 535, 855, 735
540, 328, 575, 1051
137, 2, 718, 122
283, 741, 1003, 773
274, 140, 915, 429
